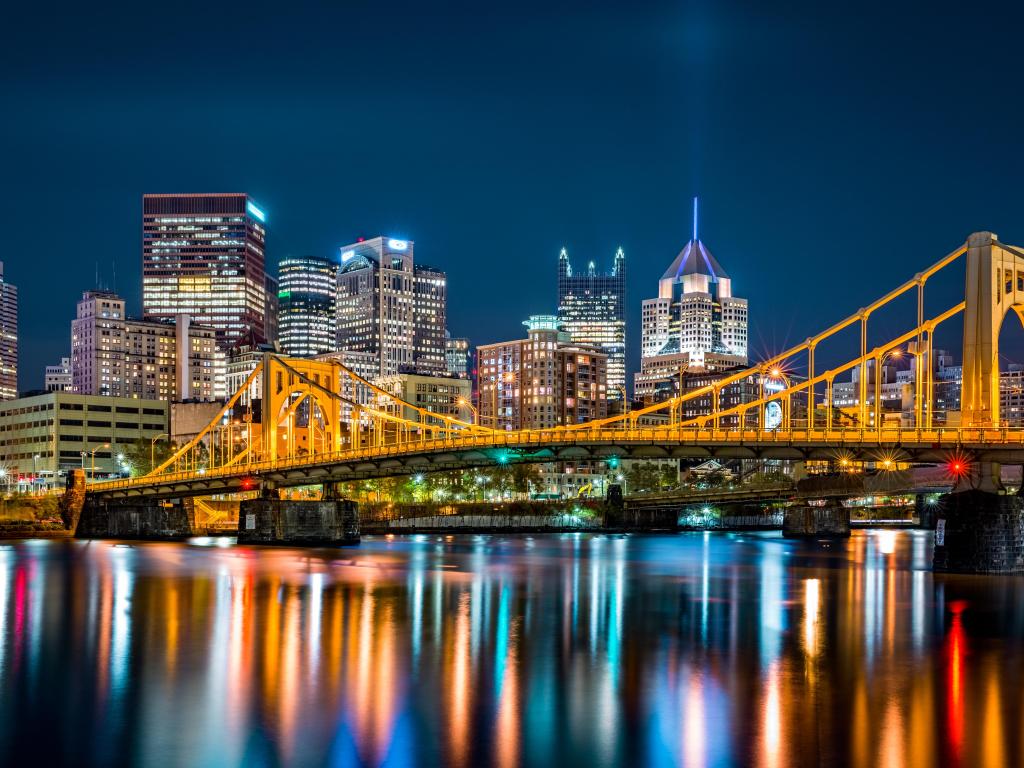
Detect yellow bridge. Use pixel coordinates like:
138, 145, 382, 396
86, 231, 1024, 501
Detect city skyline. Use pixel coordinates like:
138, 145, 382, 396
8, 3, 1024, 392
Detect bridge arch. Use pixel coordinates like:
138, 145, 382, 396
961, 232, 1024, 426
263, 357, 343, 460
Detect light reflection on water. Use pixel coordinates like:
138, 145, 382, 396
0, 531, 1021, 766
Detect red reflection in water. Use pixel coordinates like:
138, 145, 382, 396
945, 600, 968, 765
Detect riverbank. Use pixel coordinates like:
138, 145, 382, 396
0, 495, 70, 538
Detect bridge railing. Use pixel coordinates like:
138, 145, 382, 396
83, 425, 1024, 495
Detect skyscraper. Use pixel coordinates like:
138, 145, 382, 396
636, 200, 748, 398
557, 247, 626, 398
278, 256, 337, 356
336, 237, 447, 377
0, 262, 16, 400
142, 193, 269, 347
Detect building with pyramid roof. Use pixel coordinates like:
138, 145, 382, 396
636, 200, 748, 399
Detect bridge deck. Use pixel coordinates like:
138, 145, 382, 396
85, 426, 1024, 500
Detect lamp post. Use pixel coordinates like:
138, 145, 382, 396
875, 349, 905, 429
762, 366, 792, 430
84, 443, 110, 481
150, 433, 169, 473
457, 397, 478, 425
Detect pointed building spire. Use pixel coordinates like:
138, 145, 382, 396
693, 196, 699, 242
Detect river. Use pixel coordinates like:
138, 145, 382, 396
0, 531, 1020, 766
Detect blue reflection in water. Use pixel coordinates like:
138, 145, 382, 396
0, 532, 1022, 767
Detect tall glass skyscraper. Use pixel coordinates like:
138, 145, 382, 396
278, 256, 337, 356
336, 237, 447, 377
142, 193, 268, 347
0, 261, 17, 400
557, 247, 626, 398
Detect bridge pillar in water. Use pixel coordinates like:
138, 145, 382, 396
933, 490, 1024, 573
915, 494, 938, 529
75, 498, 195, 540
782, 502, 850, 538
603, 484, 625, 528
237, 494, 360, 546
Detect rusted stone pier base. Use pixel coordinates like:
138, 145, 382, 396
782, 504, 850, 538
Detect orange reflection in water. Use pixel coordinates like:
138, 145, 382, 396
495, 616, 521, 768
448, 590, 472, 767
4, 535, 1024, 767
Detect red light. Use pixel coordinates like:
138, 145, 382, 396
946, 459, 968, 477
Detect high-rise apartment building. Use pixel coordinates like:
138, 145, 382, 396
558, 247, 626, 398
636, 201, 747, 398
0, 262, 17, 400
44, 357, 72, 392
476, 315, 608, 430
336, 237, 447, 377
142, 193, 269, 347
71, 291, 221, 401
278, 256, 337, 356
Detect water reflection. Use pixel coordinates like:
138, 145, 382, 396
0, 532, 1022, 766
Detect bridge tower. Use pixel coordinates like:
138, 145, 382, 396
960, 231, 1024, 427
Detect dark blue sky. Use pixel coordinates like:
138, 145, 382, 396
4, 0, 1024, 390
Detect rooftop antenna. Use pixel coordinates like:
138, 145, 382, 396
95, 261, 100, 290
693, 196, 699, 242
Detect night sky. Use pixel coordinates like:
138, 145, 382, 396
4, 1, 1024, 391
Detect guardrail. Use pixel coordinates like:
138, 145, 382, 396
85, 425, 1024, 496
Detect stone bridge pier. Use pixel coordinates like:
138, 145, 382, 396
781, 475, 855, 538
933, 462, 1024, 573
237, 482, 360, 546
76, 497, 196, 540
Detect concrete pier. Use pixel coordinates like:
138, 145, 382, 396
76, 498, 195, 540
782, 503, 850, 538
237, 498, 360, 546
933, 491, 1024, 573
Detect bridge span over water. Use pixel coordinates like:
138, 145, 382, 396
75, 232, 1024, 572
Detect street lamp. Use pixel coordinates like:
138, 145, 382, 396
82, 443, 110, 481
457, 397, 478, 425
150, 433, 169, 473
875, 348, 908, 429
